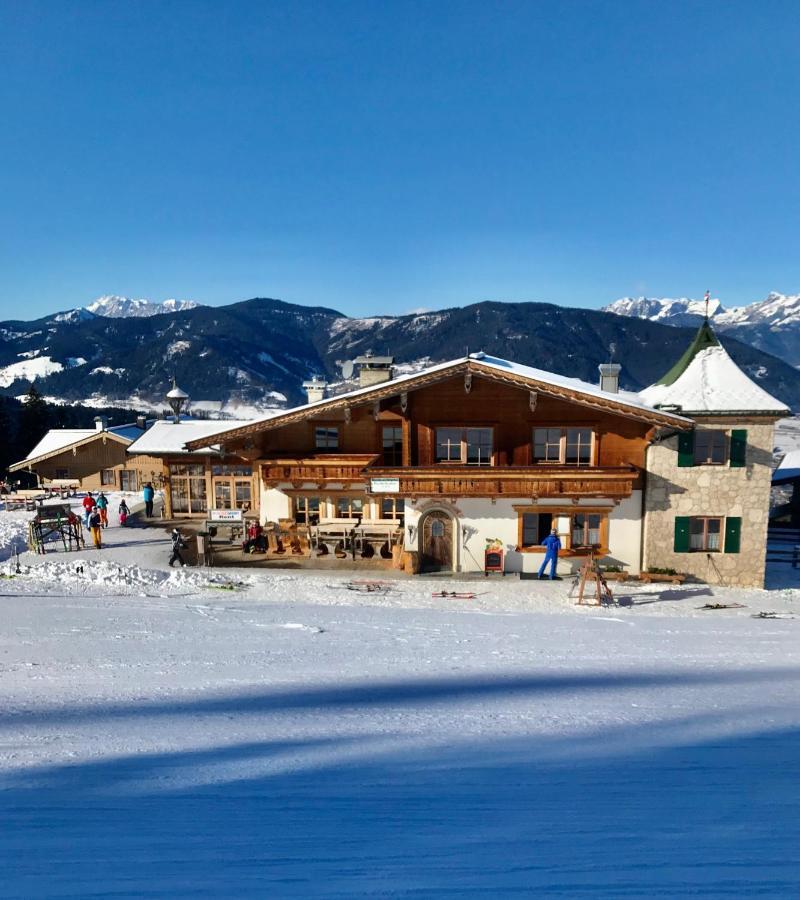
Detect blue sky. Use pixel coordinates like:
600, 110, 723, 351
1, 0, 799, 319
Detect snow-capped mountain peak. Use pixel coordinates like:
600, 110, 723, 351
603, 296, 724, 325
85, 296, 200, 318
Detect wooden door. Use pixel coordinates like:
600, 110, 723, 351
421, 511, 453, 572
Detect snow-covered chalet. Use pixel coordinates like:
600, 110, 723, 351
181, 320, 787, 588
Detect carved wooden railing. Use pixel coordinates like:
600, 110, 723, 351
261, 457, 639, 498
364, 465, 638, 498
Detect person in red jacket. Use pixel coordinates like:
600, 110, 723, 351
81, 492, 95, 528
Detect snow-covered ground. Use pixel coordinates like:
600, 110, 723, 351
1, 512, 800, 896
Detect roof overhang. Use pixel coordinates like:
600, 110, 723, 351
8, 431, 132, 472
185, 359, 691, 450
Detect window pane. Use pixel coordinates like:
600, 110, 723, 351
566, 428, 592, 464
710, 433, 726, 464
533, 428, 562, 462
235, 482, 251, 505
214, 482, 232, 509
315, 426, 339, 449
522, 513, 538, 546
436, 428, 462, 462
466, 428, 492, 465
572, 513, 586, 546
689, 517, 705, 550
382, 426, 403, 465
587, 513, 601, 545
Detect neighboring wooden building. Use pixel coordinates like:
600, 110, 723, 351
184, 353, 691, 577
8, 417, 157, 491
125, 419, 257, 518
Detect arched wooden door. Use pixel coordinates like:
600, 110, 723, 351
420, 511, 454, 572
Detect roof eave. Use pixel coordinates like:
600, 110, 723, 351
184, 358, 691, 449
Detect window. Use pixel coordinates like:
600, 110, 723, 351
466, 428, 493, 465
382, 426, 403, 466
211, 464, 252, 477
315, 426, 339, 449
294, 496, 321, 525
120, 470, 138, 492
694, 431, 726, 465
380, 497, 405, 523
571, 513, 603, 548
533, 428, 594, 464
435, 427, 493, 465
336, 497, 364, 519
689, 516, 722, 551
533, 428, 562, 463
566, 429, 593, 464
435, 428, 462, 462
100, 469, 115, 486
169, 463, 206, 514
520, 511, 553, 548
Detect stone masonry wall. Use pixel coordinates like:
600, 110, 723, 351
643, 418, 775, 588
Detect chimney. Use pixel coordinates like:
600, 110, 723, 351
94, 415, 108, 432
353, 349, 394, 388
303, 375, 328, 404
598, 363, 621, 394
136, 415, 147, 430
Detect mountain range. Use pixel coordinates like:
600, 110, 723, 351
1, 295, 799, 413
604, 292, 800, 367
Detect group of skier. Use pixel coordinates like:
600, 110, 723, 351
80, 491, 132, 549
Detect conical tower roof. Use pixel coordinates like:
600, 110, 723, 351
655, 319, 719, 386
640, 318, 788, 416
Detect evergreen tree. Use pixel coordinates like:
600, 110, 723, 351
18, 386, 50, 453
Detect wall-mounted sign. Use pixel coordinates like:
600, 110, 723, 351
370, 477, 400, 493
209, 508, 244, 522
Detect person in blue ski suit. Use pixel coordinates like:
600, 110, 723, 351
538, 528, 562, 580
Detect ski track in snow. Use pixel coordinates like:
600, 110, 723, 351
0, 503, 798, 895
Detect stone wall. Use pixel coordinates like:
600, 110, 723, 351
643, 418, 775, 588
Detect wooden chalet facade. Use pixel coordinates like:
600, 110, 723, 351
185, 354, 690, 575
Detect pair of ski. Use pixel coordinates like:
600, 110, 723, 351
431, 590, 482, 599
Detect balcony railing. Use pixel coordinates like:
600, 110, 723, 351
262, 457, 638, 498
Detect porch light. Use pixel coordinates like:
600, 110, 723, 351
166, 378, 189, 423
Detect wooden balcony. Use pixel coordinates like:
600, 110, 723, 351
261, 454, 379, 487
364, 465, 639, 499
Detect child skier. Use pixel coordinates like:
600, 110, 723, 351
88, 506, 103, 549
118, 498, 130, 526
96, 491, 109, 527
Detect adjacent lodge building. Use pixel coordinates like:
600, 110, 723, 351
10, 321, 789, 588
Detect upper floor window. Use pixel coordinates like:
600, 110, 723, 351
382, 426, 403, 466
693, 431, 726, 466
315, 426, 339, 450
435, 427, 493, 466
533, 427, 594, 464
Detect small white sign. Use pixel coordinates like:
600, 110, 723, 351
370, 477, 400, 493
209, 508, 244, 522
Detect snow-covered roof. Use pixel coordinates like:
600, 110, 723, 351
127, 419, 253, 455
185, 353, 692, 449
10, 423, 139, 470
639, 345, 789, 416
773, 449, 800, 484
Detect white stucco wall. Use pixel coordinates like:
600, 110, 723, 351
405, 494, 643, 575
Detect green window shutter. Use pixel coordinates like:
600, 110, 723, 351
725, 517, 741, 553
729, 429, 747, 467
677, 431, 695, 467
674, 516, 690, 552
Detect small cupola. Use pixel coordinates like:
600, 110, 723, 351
353, 349, 394, 388
166, 378, 189, 423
